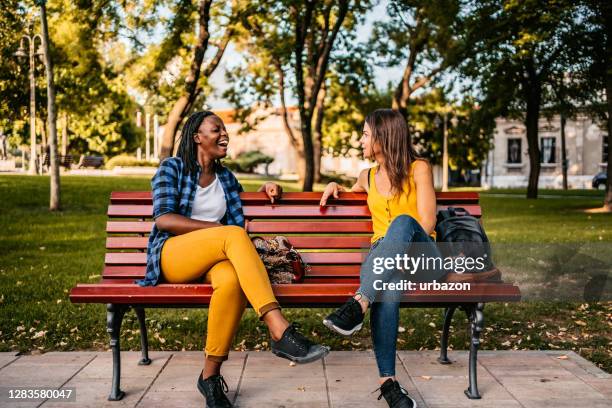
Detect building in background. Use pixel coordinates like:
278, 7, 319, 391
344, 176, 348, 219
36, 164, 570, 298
216, 106, 372, 180
482, 116, 608, 189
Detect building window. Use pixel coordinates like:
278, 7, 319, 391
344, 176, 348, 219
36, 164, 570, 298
540, 137, 556, 164
603, 134, 609, 163
507, 138, 521, 164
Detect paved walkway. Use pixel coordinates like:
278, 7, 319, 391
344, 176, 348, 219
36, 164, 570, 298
0, 350, 609, 407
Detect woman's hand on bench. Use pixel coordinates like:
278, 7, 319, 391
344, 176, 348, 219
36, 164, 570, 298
320, 182, 345, 206
258, 182, 283, 204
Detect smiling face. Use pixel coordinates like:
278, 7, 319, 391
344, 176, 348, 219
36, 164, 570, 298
193, 115, 229, 160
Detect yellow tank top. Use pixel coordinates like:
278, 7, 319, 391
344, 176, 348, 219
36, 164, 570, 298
367, 162, 420, 243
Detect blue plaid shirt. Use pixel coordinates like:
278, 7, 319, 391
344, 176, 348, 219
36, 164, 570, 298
139, 157, 245, 286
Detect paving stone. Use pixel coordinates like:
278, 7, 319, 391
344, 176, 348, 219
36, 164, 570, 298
582, 378, 612, 399
41, 377, 151, 408
413, 372, 516, 404
326, 352, 426, 408
323, 349, 376, 366
143, 351, 244, 400
234, 352, 328, 407
550, 352, 612, 380
0, 352, 19, 369
0, 352, 96, 388
397, 350, 470, 377
519, 399, 611, 408
498, 376, 607, 401
76, 351, 172, 379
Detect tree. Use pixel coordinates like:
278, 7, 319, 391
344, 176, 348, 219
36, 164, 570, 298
159, 0, 236, 160
227, 0, 367, 190
371, 0, 464, 120
576, 0, 612, 210
39, 0, 60, 210
460, 0, 583, 199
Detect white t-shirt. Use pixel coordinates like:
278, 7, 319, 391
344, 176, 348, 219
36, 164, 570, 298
190, 175, 227, 222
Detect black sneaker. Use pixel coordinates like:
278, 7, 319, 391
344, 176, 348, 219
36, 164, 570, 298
271, 323, 330, 364
197, 373, 233, 408
377, 378, 417, 408
322, 297, 364, 336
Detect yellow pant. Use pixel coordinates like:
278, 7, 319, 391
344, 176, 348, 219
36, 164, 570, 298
160, 225, 279, 361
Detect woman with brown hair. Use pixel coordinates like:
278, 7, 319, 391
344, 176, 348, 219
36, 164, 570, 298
319, 109, 447, 408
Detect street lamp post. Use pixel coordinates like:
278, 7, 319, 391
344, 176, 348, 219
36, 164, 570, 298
15, 24, 44, 175
435, 109, 458, 192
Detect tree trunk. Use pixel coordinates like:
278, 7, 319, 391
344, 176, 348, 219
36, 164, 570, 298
525, 80, 542, 199
300, 113, 315, 191
312, 83, 325, 184
40, 0, 60, 211
159, 0, 212, 160
61, 112, 68, 156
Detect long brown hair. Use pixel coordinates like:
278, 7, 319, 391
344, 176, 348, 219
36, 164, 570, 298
365, 109, 418, 198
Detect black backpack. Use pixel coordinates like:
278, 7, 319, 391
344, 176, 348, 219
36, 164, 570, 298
435, 207, 494, 273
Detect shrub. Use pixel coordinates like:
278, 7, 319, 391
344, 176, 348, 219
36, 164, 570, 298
223, 150, 274, 173
105, 155, 159, 169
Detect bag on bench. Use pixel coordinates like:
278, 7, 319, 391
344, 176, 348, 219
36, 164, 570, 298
251, 236, 309, 284
436, 207, 501, 283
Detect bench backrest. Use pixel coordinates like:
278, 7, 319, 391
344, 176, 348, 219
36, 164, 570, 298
79, 155, 104, 168
103, 191, 481, 284
42, 154, 73, 167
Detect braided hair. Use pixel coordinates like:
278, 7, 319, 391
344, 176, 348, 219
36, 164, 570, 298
176, 110, 217, 175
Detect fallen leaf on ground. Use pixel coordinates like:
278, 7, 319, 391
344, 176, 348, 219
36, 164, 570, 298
556, 355, 569, 360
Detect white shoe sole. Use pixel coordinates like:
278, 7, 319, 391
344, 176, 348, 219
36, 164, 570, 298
322, 319, 363, 336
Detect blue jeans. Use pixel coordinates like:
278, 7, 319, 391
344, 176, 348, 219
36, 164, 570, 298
358, 215, 447, 377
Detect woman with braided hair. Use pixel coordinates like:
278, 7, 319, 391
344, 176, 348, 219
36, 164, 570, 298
144, 111, 329, 408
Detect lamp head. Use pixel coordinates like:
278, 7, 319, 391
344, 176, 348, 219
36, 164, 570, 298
433, 115, 442, 128
14, 45, 27, 59
36, 45, 45, 63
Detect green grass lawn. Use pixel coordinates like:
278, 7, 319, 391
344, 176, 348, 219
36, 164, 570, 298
0, 174, 610, 372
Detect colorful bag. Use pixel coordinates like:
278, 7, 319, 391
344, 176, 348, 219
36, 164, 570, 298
251, 236, 309, 284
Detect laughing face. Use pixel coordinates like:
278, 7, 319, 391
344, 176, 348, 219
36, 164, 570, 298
193, 115, 229, 160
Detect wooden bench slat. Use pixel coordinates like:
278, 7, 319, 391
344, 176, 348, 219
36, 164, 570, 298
107, 204, 481, 218
106, 236, 373, 250
105, 252, 367, 266
70, 282, 521, 305
110, 191, 481, 205
107, 221, 154, 233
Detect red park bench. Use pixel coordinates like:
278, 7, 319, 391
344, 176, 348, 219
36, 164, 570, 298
69, 191, 521, 401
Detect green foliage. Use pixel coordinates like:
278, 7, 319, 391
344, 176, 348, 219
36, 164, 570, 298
105, 154, 159, 169
459, 0, 585, 120
223, 150, 274, 173
1, 1, 146, 157
371, 0, 463, 72
409, 89, 494, 169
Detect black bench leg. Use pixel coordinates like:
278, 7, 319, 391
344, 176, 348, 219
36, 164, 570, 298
464, 302, 484, 400
134, 307, 152, 365
438, 306, 456, 364
107, 304, 127, 401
